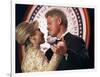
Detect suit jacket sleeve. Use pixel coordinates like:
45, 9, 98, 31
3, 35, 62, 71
45, 33, 90, 70
64, 34, 90, 69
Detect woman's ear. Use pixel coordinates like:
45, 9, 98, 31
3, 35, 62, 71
29, 35, 36, 44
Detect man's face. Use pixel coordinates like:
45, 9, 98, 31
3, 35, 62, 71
47, 16, 61, 37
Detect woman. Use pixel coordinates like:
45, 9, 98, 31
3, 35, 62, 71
16, 20, 62, 72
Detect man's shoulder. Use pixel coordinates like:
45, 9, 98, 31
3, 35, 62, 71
65, 32, 85, 43
64, 32, 86, 51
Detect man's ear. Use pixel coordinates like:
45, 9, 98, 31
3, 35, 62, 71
57, 16, 62, 25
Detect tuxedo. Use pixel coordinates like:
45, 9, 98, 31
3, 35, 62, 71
45, 32, 90, 70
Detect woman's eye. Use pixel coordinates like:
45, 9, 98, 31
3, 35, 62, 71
37, 28, 40, 31
38, 29, 40, 31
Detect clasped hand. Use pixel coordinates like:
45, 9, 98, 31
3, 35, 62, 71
51, 41, 67, 55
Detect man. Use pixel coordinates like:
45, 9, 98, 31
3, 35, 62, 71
45, 9, 90, 70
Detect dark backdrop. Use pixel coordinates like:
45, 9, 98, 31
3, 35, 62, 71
15, 4, 94, 73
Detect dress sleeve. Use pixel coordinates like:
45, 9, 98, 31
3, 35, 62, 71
34, 49, 48, 71
46, 54, 62, 71
34, 49, 63, 71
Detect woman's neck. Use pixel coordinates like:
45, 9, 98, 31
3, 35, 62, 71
32, 43, 40, 49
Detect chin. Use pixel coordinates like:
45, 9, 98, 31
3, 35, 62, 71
51, 34, 56, 37
40, 42, 45, 44
50, 32, 56, 37
49, 33, 54, 37
41, 40, 45, 44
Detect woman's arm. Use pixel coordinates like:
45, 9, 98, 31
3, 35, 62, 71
21, 45, 26, 61
46, 53, 62, 71
35, 49, 62, 71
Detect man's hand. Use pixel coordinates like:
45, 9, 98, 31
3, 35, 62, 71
51, 41, 67, 55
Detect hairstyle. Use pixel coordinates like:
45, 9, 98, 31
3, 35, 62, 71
16, 20, 39, 45
45, 9, 68, 28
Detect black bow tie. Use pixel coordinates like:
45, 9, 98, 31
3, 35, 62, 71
55, 39, 62, 44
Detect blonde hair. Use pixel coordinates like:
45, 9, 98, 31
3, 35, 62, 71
16, 20, 39, 44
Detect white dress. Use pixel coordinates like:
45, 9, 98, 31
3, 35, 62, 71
21, 46, 62, 72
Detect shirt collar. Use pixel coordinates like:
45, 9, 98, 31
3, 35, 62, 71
57, 30, 68, 40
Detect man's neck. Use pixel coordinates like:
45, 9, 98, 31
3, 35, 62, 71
57, 25, 67, 39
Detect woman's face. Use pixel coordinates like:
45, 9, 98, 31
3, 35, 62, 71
30, 29, 45, 45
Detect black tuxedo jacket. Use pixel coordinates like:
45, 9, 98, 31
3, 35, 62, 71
45, 32, 90, 70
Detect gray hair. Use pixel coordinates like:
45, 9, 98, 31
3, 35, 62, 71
45, 9, 68, 28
